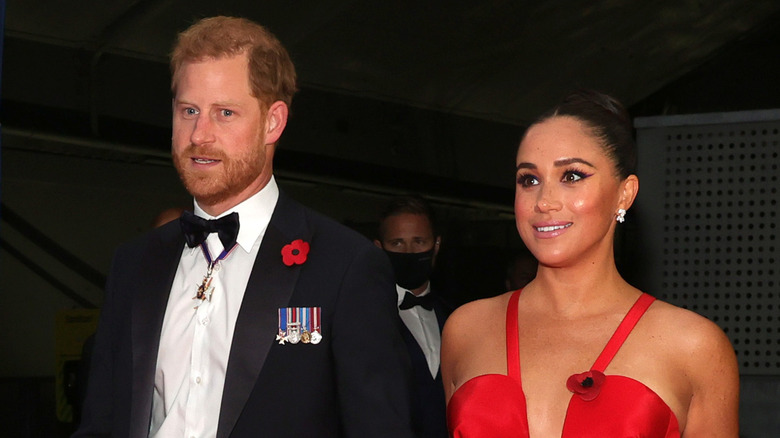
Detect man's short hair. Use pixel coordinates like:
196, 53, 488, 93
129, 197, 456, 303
170, 16, 297, 109
378, 195, 438, 240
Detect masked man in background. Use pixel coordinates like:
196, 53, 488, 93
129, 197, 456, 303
375, 195, 451, 438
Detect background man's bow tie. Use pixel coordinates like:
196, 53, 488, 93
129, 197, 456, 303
399, 291, 434, 311
180, 211, 240, 250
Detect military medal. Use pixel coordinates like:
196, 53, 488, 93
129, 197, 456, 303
193, 241, 237, 304
277, 308, 290, 344
287, 321, 301, 344
299, 308, 310, 343
310, 306, 322, 344
195, 274, 214, 301
276, 329, 287, 345
277, 307, 322, 345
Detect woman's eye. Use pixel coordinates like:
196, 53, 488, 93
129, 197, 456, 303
562, 171, 586, 183
517, 174, 539, 188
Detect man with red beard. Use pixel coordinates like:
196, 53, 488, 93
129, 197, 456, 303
74, 16, 414, 438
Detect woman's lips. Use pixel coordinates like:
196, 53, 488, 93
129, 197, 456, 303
532, 222, 572, 238
535, 223, 571, 232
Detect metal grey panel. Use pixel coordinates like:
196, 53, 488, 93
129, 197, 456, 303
635, 110, 780, 376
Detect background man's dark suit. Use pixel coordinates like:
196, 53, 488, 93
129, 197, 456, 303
75, 192, 414, 437
399, 294, 450, 438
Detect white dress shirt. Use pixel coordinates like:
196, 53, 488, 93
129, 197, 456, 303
397, 284, 441, 378
150, 177, 279, 438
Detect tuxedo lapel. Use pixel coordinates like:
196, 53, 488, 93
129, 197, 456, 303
402, 298, 448, 383
400, 322, 427, 367
129, 226, 185, 438
433, 301, 448, 332
217, 194, 309, 438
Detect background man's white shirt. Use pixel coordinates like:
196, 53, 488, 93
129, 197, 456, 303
396, 284, 441, 378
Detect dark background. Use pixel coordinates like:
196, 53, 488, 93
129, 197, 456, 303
2, 1, 779, 436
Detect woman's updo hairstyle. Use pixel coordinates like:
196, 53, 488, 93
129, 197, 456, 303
532, 90, 637, 179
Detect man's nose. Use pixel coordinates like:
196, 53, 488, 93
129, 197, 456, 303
191, 114, 215, 145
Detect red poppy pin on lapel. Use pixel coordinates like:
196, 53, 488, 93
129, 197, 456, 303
281, 239, 310, 266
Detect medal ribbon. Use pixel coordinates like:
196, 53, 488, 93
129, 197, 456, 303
195, 241, 238, 301
200, 241, 237, 268
301, 308, 309, 333
276, 307, 323, 344
278, 308, 287, 333
313, 307, 321, 332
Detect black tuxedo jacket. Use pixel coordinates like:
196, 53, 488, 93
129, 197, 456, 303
400, 294, 451, 438
75, 192, 414, 438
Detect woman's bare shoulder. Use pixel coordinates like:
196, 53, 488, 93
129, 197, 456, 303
444, 291, 514, 334
644, 297, 736, 364
442, 291, 514, 355
442, 291, 514, 395
646, 298, 726, 334
643, 296, 739, 436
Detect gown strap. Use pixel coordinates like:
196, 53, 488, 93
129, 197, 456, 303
591, 293, 656, 372
506, 289, 522, 381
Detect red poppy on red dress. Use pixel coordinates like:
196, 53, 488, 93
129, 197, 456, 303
566, 369, 606, 401
281, 239, 310, 266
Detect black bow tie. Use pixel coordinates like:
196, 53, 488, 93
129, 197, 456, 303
399, 292, 434, 311
180, 211, 240, 250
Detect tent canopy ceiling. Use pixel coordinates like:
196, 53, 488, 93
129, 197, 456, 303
6, 1, 780, 126
3, 1, 780, 208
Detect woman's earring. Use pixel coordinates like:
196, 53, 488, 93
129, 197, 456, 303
616, 208, 627, 223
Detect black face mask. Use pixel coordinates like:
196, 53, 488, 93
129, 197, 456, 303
384, 249, 435, 291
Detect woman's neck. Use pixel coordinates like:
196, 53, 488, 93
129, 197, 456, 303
523, 260, 637, 319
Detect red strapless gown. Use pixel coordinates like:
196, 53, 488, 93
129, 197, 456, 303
447, 290, 680, 437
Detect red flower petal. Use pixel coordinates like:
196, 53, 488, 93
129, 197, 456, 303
566, 370, 606, 401
282, 239, 310, 266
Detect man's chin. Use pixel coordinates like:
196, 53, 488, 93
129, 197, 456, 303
178, 163, 263, 210
182, 178, 230, 207
192, 192, 233, 211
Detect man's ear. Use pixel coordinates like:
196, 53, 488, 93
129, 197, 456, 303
373, 239, 383, 249
264, 101, 288, 145
433, 237, 441, 257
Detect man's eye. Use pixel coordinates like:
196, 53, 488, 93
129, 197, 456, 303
185, 108, 198, 116
221, 109, 234, 117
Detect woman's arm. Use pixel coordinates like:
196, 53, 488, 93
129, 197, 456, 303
441, 307, 466, 403
681, 318, 740, 437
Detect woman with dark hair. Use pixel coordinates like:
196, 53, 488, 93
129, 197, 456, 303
441, 90, 739, 437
